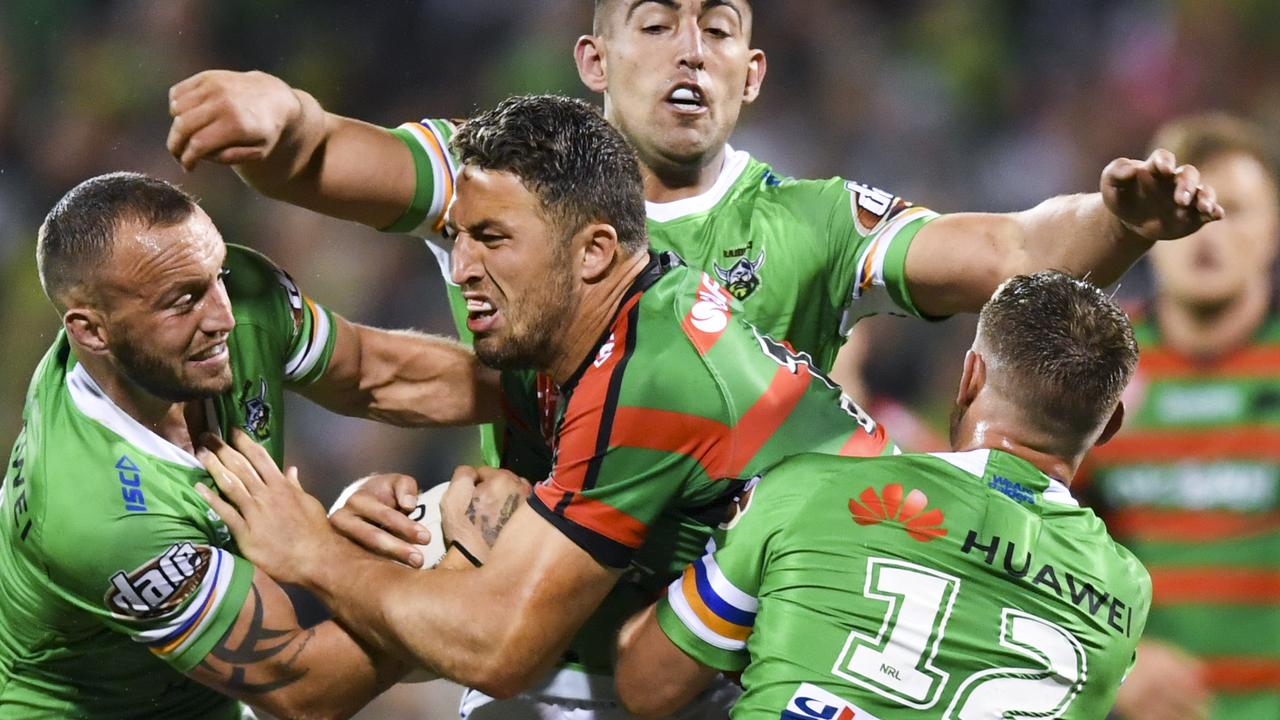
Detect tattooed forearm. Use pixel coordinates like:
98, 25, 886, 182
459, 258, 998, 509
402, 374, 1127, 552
198, 584, 311, 695
479, 494, 521, 547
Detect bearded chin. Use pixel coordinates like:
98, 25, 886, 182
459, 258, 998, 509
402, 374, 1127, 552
475, 268, 579, 372
113, 338, 229, 402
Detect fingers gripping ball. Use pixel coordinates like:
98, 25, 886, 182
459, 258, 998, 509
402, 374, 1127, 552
405, 483, 449, 569
326, 479, 448, 568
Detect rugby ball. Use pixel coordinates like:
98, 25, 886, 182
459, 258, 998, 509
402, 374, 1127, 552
327, 479, 448, 569
406, 483, 449, 569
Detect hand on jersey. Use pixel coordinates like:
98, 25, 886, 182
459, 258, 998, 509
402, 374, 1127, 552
195, 429, 342, 586
1112, 639, 1209, 720
440, 465, 533, 565
1102, 148, 1225, 241
329, 472, 432, 568
168, 69, 301, 171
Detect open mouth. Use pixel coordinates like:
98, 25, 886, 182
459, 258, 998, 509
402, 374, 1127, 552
189, 342, 228, 364
466, 298, 499, 333
667, 84, 706, 112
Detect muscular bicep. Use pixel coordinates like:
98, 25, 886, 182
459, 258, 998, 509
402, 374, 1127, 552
188, 568, 402, 719
615, 604, 719, 717
297, 313, 501, 426
245, 116, 418, 230
904, 211, 1026, 316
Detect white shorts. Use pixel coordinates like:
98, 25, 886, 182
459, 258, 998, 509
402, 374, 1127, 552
459, 665, 740, 720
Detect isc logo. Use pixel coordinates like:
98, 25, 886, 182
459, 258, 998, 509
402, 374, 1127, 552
116, 455, 146, 512
781, 683, 881, 720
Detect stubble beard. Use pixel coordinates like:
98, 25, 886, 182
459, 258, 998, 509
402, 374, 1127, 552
113, 332, 232, 403
474, 268, 579, 373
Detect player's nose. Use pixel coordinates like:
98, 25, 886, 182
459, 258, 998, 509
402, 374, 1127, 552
675, 20, 705, 70
202, 279, 236, 335
450, 233, 484, 286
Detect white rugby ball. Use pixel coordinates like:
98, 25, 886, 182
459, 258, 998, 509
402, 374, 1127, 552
328, 480, 448, 569
406, 483, 449, 569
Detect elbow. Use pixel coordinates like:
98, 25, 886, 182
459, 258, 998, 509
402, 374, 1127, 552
460, 659, 541, 700
449, 639, 553, 700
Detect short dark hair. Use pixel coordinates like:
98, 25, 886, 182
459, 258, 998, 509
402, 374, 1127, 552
976, 271, 1138, 444
38, 172, 198, 307
1151, 113, 1277, 180
451, 95, 648, 254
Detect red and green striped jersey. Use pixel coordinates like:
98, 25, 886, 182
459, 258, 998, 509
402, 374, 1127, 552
509, 254, 896, 670
660, 450, 1150, 720
384, 119, 940, 465
1083, 308, 1280, 719
0, 246, 336, 719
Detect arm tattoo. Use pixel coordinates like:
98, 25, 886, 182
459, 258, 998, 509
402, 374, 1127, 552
199, 583, 311, 695
480, 494, 521, 547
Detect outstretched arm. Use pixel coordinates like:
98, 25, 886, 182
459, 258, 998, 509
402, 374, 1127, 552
297, 313, 502, 427
168, 69, 415, 228
187, 567, 409, 720
905, 149, 1224, 316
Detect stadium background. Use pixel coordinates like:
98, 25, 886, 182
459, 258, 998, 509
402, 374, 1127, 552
0, 1, 1277, 717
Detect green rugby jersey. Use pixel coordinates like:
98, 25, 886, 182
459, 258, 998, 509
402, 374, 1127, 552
1083, 309, 1280, 719
384, 119, 940, 465
509, 254, 896, 671
0, 245, 336, 719
659, 450, 1151, 720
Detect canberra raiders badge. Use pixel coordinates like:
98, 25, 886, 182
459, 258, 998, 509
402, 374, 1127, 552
239, 378, 272, 440
713, 247, 766, 300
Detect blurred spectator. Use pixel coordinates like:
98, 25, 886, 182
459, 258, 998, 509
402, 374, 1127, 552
1082, 114, 1280, 720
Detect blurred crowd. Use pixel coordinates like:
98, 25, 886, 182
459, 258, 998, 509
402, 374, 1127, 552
2, 1, 1279, 717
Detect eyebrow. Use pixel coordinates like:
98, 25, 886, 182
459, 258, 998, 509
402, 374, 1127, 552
625, 0, 678, 23
625, 0, 743, 24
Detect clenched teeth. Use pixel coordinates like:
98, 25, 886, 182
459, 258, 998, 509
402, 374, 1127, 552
670, 87, 702, 105
192, 343, 226, 361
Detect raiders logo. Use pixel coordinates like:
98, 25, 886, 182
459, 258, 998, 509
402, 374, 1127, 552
104, 542, 210, 619
240, 378, 272, 440
713, 248, 766, 300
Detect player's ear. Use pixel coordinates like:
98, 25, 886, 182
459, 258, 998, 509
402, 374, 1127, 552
64, 306, 110, 356
956, 349, 985, 409
1094, 402, 1125, 446
576, 222, 620, 282
575, 35, 608, 94
742, 48, 766, 105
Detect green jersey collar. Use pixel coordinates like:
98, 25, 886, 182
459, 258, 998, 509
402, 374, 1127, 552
65, 362, 216, 469
645, 147, 751, 223
929, 448, 1078, 507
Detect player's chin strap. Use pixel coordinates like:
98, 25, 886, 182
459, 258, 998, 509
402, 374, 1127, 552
450, 540, 484, 567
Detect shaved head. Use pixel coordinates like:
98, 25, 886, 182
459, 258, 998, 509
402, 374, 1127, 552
38, 172, 198, 311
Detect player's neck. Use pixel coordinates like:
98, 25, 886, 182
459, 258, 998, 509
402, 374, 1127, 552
547, 251, 651, 387
952, 420, 1079, 486
1155, 277, 1272, 361
78, 358, 204, 454
641, 146, 728, 204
